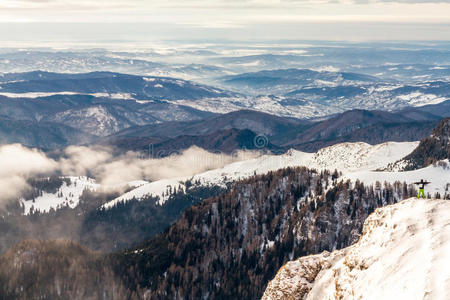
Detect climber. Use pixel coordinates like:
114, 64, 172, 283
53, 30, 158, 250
414, 179, 431, 199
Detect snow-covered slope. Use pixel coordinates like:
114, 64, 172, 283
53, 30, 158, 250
21, 176, 99, 215
103, 141, 418, 208
20, 177, 150, 215
22, 140, 447, 214
311, 141, 419, 172
344, 160, 450, 198
262, 198, 450, 300
22, 140, 439, 213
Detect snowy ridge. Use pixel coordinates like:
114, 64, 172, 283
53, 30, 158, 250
102, 141, 418, 208
262, 198, 450, 300
20, 177, 150, 215
21, 176, 99, 215
21, 140, 437, 213
0, 91, 135, 99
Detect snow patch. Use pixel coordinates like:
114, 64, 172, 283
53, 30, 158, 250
310, 66, 340, 72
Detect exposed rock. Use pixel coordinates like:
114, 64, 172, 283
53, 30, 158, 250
262, 198, 450, 300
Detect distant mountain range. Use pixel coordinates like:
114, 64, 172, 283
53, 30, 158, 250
109, 128, 282, 156
0, 71, 234, 100
0, 50, 234, 81
106, 102, 450, 154
0, 116, 95, 149
0, 71, 226, 140
2, 97, 449, 152
281, 109, 441, 151
0, 93, 215, 144
220, 68, 381, 94
111, 109, 301, 138
0, 70, 449, 151
1, 45, 448, 81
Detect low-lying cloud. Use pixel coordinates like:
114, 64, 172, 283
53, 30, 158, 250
0, 144, 57, 206
60, 145, 259, 187
0, 143, 260, 208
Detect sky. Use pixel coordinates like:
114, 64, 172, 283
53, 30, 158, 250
0, 0, 449, 42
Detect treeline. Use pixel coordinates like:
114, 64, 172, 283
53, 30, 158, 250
21, 176, 71, 201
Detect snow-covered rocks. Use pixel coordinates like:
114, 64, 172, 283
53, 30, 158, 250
262, 198, 450, 300
262, 251, 344, 300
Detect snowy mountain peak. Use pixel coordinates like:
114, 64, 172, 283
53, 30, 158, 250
262, 198, 450, 300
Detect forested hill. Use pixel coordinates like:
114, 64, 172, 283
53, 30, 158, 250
396, 117, 450, 170
114, 166, 416, 299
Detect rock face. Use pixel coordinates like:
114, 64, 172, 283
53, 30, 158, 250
262, 251, 344, 300
262, 198, 450, 300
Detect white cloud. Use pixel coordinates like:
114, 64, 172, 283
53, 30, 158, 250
0, 144, 57, 207
59, 145, 259, 187
0, 143, 260, 208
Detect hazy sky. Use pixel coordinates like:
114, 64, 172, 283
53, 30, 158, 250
0, 0, 449, 42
